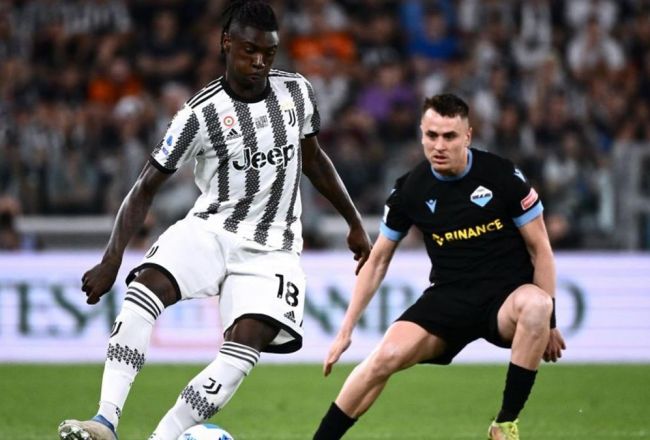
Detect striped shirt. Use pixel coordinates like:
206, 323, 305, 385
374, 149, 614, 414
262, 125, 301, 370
150, 69, 320, 253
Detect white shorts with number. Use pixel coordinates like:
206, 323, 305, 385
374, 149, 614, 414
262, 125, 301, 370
128, 216, 306, 353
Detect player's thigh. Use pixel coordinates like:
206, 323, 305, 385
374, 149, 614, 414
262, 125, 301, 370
370, 321, 447, 372
129, 217, 227, 300
221, 247, 306, 352
496, 283, 547, 342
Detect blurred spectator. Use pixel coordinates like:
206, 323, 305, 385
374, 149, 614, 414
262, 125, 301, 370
0, 195, 22, 250
566, 15, 625, 80
88, 56, 143, 105
472, 64, 520, 143
488, 100, 535, 165
460, 0, 515, 73
512, 0, 561, 70
136, 9, 194, 92
47, 144, 101, 214
565, 0, 618, 32
346, 4, 404, 67
0, 194, 40, 250
286, 0, 356, 78
401, 0, 458, 61
355, 51, 417, 128
0, 4, 30, 62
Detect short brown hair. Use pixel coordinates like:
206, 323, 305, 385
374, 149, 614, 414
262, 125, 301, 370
422, 93, 469, 119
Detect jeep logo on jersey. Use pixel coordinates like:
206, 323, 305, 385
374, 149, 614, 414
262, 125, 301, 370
233, 144, 296, 171
470, 185, 493, 207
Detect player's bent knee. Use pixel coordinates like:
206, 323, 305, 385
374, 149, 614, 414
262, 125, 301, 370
525, 288, 553, 314
367, 345, 406, 379
517, 287, 553, 331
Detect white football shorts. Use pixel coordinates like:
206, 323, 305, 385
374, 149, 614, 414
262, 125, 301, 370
128, 216, 306, 353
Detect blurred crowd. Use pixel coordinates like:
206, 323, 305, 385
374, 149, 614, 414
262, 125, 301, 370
1, 0, 650, 250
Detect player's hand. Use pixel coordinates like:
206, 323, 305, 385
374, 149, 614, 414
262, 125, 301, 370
82, 258, 121, 305
323, 331, 352, 377
543, 328, 566, 362
347, 225, 372, 275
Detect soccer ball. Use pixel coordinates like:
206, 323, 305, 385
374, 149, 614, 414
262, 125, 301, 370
177, 423, 234, 440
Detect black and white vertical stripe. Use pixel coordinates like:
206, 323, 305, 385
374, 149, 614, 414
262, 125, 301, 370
195, 102, 230, 219
124, 285, 163, 321
219, 342, 260, 368
164, 111, 200, 170
305, 80, 321, 133
282, 81, 307, 251
285, 81, 306, 134
282, 149, 302, 251
254, 89, 289, 244
223, 101, 259, 233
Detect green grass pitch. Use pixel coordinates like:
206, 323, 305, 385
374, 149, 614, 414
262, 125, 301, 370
1, 363, 648, 439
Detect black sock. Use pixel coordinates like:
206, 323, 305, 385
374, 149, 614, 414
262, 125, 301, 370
313, 402, 357, 440
496, 362, 537, 423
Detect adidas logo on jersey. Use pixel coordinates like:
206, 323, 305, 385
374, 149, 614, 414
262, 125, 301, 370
284, 310, 296, 323
226, 128, 242, 141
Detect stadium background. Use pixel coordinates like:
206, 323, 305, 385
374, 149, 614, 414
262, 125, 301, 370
1, 1, 649, 439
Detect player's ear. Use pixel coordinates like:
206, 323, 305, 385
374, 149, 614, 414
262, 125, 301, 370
222, 32, 232, 54
466, 126, 473, 146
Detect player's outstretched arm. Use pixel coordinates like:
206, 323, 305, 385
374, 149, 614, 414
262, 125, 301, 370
323, 235, 399, 376
83, 162, 170, 305
300, 136, 371, 274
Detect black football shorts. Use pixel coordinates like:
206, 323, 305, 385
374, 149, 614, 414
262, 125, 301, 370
397, 280, 525, 365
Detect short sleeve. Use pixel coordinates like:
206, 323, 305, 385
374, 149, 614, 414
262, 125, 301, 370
380, 176, 412, 242
505, 166, 544, 227
150, 105, 201, 173
301, 77, 321, 139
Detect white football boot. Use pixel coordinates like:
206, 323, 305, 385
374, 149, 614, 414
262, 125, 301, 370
58, 415, 118, 440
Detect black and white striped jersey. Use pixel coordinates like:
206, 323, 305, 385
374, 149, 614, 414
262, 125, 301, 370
150, 69, 321, 253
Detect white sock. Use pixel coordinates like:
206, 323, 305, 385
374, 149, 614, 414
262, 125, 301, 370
96, 282, 164, 429
149, 342, 260, 440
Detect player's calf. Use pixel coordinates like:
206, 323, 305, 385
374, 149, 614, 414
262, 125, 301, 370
149, 342, 260, 440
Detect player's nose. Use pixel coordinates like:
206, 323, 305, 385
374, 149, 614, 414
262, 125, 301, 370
252, 53, 264, 69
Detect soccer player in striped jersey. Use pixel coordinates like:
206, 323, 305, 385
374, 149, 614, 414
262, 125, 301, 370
313, 94, 566, 440
58, 2, 371, 440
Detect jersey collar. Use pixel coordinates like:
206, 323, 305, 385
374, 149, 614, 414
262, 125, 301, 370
220, 76, 271, 103
430, 148, 473, 181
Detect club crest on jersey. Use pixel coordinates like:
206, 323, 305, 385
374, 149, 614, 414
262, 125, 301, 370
280, 101, 297, 126
470, 186, 493, 207
285, 108, 297, 126
425, 199, 437, 213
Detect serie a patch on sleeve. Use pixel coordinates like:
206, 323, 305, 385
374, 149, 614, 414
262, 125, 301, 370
520, 188, 539, 210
